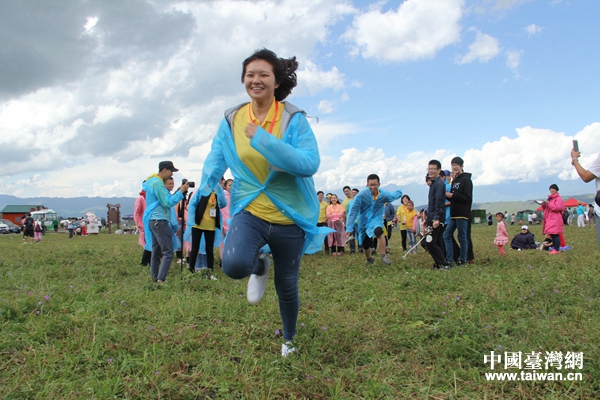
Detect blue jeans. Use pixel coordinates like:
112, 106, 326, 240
149, 220, 174, 282
407, 230, 417, 253
222, 211, 305, 341
443, 218, 468, 264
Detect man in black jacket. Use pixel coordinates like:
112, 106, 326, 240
427, 160, 448, 269
511, 226, 537, 250
443, 156, 473, 266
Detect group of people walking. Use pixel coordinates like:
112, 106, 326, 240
128, 48, 600, 359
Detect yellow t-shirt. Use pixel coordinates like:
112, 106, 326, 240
196, 192, 217, 231
233, 100, 291, 224
342, 197, 351, 210
396, 204, 408, 231
318, 200, 327, 224
404, 208, 417, 229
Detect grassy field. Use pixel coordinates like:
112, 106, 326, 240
1, 223, 599, 399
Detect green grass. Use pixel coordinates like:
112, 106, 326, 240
1, 224, 599, 399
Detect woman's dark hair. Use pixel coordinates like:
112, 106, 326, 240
242, 48, 298, 101
495, 212, 504, 219
549, 183, 559, 191
401, 194, 411, 203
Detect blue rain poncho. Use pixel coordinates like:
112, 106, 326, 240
142, 174, 184, 252
198, 102, 329, 254
346, 187, 403, 245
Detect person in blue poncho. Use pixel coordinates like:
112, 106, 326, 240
345, 174, 403, 267
142, 161, 189, 283
197, 49, 327, 357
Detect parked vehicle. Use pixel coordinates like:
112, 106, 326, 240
0, 223, 9, 234
30, 209, 59, 232
0, 219, 21, 234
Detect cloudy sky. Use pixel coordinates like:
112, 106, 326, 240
1, 0, 599, 202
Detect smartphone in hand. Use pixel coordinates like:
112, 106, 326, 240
573, 139, 579, 152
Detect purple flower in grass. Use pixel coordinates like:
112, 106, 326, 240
148, 325, 154, 330
109, 358, 113, 364
44, 296, 50, 301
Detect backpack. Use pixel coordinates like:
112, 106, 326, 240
25, 217, 34, 229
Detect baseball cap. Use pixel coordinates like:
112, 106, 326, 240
521, 225, 528, 230
158, 161, 179, 172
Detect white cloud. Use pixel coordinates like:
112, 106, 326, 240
456, 29, 501, 64
506, 49, 522, 73
313, 123, 600, 190
318, 100, 336, 114
344, 0, 464, 62
0, 0, 353, 182
525, 23, 543, 36
297, 61, 345, 96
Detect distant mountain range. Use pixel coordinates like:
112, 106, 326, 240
0, 194, 135, 219
0, 177, 596, 219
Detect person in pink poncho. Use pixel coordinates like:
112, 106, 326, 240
541, 183, 565, 255
493, 212, 509, 255
133, 189, 151, 266
326, 194, 345, 256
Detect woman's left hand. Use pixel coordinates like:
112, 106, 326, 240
245, 123, 259, 139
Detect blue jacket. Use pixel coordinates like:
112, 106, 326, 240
346, 188, 403, 244
142, 174, 184, 251
198, 101, 329, 254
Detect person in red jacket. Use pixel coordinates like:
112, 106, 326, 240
541, 184, 565, 255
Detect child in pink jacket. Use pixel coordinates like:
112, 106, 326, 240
493, 212, 509, 255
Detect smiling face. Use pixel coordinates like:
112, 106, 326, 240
164, 178, 174, 192
343, 187, 351, 199
367, 179, 380, 196
330, 194, 339, 204
243, 59, 280, 104
549, 187, 558, 195
451, 163, 462, 177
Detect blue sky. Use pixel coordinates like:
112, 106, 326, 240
1, 0, 598, 204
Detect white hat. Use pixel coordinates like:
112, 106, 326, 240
521, 225, 529, 230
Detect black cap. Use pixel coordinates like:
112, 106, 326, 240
158, 161, 179, 172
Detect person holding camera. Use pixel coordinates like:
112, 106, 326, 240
142, 161, 189, 283
197, 48, 326, 357
571, 148, 600, 251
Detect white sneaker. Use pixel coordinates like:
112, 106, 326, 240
282, 341, 296, 357
247, 254, 270, 305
